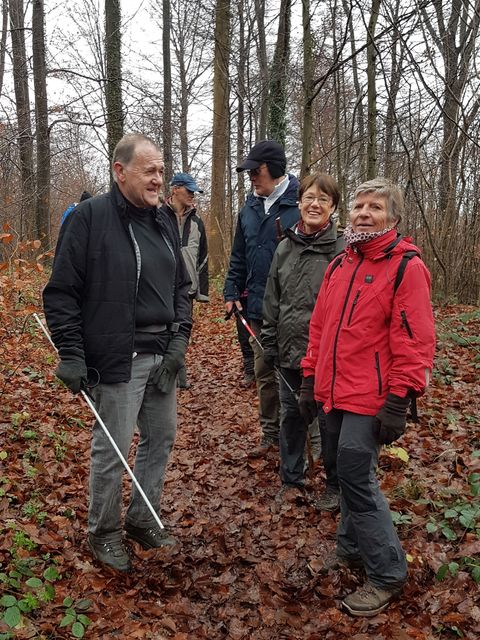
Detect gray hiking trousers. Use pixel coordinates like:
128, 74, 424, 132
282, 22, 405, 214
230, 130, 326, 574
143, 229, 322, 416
323, 409, 408, 589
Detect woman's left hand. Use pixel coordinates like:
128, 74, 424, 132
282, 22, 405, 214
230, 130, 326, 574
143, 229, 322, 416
374, 393, 411, 444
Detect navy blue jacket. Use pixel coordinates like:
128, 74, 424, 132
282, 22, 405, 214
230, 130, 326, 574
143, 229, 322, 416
223, 174, 300, 320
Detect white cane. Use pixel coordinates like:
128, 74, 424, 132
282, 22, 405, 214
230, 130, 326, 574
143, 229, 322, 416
33, 313, 164, 530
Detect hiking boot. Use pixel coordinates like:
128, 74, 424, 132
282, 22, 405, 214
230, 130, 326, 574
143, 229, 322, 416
306, 549, 363, 576
311, 488, 340, 512
87, 534, 132, 573
275, 483, 305, 503
249, 437, 278, 457
240, 372, 255, 388
125, 523, 177, 550
342, 581, 402, 617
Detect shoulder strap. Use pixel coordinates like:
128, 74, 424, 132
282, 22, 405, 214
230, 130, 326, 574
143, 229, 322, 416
329, 250, 347, 277
393, 250, 419, 293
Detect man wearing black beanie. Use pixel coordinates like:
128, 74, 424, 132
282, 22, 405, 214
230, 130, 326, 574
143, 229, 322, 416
224, 140, 300, 454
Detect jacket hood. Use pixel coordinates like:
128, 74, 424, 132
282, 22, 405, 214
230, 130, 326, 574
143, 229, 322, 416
160, 199, 197, 219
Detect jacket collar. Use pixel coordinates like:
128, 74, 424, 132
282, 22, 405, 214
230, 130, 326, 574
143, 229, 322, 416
247, 173, 299, 209
346, 229, 401, 260
286, 219, 338, 247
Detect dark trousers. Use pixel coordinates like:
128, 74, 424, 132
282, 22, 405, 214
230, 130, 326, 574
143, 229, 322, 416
249, 319, 279, 441
324, 409, 408, 589
236, 314, 254, 376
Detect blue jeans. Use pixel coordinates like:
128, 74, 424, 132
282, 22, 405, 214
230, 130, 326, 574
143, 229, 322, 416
88, 353, 177, 541
324, 409, 408, 589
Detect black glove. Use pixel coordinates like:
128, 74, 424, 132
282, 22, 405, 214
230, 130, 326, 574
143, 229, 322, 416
150, 334, 189, 394
298, 375, 318, 426
262, 349, 279, 369
374, 393, 411, 445
55, 352, 87, 394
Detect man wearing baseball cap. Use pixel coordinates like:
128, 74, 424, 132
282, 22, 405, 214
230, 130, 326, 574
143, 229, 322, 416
161, 172, 208, 389
224, 140, 300, 454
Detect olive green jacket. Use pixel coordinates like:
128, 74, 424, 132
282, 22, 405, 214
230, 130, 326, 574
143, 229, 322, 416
261, 221, 344, 369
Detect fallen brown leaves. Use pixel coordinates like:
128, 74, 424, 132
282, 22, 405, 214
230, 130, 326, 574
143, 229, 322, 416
0, 282, 479, 639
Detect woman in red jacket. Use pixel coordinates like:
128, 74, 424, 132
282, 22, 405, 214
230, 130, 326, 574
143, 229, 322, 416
300, 178, 435, 617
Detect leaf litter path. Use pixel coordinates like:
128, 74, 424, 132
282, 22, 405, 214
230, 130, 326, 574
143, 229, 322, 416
1, 292, 479, 639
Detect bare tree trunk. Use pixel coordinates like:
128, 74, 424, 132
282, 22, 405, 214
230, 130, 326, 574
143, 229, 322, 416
32, 0, 50, 244
300, 0, 313, 178
267, 0, 292, 146
210, 0, 230, 274
342, 0, 365, 178
254, 0, 268, 140
0, 0, 8, 98
384, 0, 402, 178
162, 0, 173, 185
105, 0, 124, 168
366, 0, 381, 179
236, 0, 246, 207
10, 0, 36, 239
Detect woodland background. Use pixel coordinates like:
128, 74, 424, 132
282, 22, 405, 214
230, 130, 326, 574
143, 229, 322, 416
0, 1, 479, 637
0, 0, 479, 301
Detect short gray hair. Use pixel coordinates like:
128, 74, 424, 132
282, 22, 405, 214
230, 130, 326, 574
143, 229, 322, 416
353, 178, 404, 224
111, 133, 160, 182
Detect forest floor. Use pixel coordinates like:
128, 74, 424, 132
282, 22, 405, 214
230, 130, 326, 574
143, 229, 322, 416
0, 278, 479, 640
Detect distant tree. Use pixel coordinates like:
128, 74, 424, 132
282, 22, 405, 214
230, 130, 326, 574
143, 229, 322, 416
162, 0, 173, 186
105, 0, 123, 168
9, 0, 36, 239
267, 0, 292, 146
210, 0, 230, 273
32, 0, 50, 243
366, 0, 381, 179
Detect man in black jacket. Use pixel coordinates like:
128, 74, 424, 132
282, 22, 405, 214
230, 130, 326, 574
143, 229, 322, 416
43, 133, 192, 572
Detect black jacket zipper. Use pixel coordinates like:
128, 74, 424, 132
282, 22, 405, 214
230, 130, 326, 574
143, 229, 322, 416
330, 255, 364, 407
400, 310, 414, 338
347, 290, 361, 325
375, 351, 383, 395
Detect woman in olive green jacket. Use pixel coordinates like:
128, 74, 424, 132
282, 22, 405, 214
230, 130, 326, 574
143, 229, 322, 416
261, 173, 343, 501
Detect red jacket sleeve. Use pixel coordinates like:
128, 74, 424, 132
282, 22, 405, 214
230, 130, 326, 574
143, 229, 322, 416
388, 258, 436, 397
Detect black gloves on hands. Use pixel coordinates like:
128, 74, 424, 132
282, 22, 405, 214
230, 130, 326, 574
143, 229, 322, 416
55, 353, 87, 394
298, 375, 318, 426
262, 349, 279, 369
151, 334, 189, 394
374, 393, 411, 445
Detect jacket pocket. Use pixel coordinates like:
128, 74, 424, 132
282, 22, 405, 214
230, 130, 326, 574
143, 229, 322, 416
400, 310, 414, 338
347, 290, 361, 326
375, 352, 383, 395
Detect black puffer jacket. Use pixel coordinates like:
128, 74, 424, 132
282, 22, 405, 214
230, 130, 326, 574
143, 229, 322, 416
261, 221, 343, 369
43, 183, 192, 384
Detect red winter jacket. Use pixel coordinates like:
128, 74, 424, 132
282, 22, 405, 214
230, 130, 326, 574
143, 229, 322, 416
301, 230, 436, 416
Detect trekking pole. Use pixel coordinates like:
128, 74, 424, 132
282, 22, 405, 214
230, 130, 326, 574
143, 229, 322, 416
226, 306, 299, 398
33, 313, 164, 530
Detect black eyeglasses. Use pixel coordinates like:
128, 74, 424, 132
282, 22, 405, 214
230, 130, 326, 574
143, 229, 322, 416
248, 167, 261, 177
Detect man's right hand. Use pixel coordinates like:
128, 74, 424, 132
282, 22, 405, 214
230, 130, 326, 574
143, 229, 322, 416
225, 300, 243, 317
298, 375, 318, 426
55, 356, 88, 394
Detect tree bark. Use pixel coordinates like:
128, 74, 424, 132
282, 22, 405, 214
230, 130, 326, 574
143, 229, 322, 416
10, 0, 36, 239
267, 0, 292, 146
366, 0, 381, 179
300, 0, 313, 178
105, 0, 124, 169
32, 0, 50, 244
210, 0, 230, 274
0, 0, 8, 98
254, 0, 268, 140
162, 0, 173, 185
